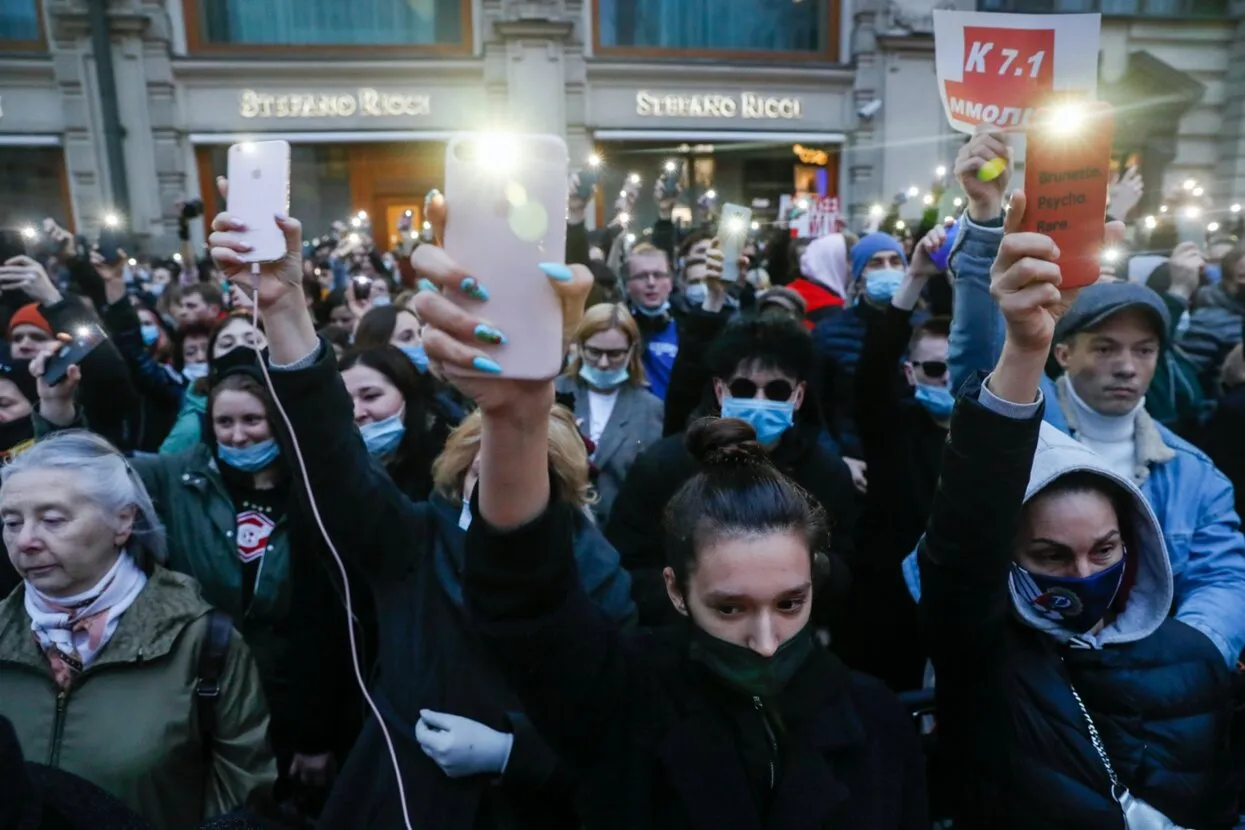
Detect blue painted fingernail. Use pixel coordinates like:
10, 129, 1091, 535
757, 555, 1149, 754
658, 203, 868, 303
425, 189, 441, 209
417, 278, 438, 293
473, 324, 507, 345
539, 262, 572, 282
472, 355, 502, 374
459, 276, 489, 301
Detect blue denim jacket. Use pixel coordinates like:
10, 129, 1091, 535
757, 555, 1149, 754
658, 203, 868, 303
903, 215, 1245, 667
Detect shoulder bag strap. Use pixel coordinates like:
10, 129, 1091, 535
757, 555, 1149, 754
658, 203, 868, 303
196, 610, 234, 758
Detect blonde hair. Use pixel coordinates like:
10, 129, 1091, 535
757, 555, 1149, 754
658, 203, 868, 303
432, 406, 597, 508
627, 242, 669, 270
562, 303, 647, 387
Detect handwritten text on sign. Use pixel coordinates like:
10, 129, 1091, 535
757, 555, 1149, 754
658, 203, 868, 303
932, 11, 1100, 135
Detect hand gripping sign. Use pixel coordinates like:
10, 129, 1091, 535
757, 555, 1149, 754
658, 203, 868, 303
932, 11, 1100, 134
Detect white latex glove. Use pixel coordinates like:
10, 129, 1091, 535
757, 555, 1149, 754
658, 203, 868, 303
415, 709, 514, 779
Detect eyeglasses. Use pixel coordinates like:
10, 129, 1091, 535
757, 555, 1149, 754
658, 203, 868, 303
582, 345, 631, 363
914, 360, 948, 378
727, 377, 794, 401
627, 270, 671, 284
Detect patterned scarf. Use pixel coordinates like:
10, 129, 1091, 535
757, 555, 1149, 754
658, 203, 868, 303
24, 553, 147, 690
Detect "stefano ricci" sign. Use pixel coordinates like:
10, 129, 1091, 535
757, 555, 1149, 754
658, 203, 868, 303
239, 88, 431, 119
635, 90, 803, 120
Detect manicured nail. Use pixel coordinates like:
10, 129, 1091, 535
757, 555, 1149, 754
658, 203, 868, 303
417, 278, 438, 293
539, 262, 572, 282
473, 324, 507, 345
459, 276, 489, 301
472, 355, 502, 374
274, 212, 287, 221
425, 189, 441, 209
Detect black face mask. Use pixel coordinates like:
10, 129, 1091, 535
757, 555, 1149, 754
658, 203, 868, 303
0, 416, 35, 460
688, 622, 816, 699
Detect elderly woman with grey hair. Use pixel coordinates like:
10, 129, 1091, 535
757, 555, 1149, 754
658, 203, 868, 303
0, 430, 276, 830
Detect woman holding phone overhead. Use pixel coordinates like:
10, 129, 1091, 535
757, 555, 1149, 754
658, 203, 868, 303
206, 181, 636, 830
398, 196, 927, 829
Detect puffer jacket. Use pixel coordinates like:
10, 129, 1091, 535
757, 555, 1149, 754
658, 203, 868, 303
919, 381, 1238, 829
1179, 283, 1245, 390
940, 217, 1245, 668
0, 567, 276, 830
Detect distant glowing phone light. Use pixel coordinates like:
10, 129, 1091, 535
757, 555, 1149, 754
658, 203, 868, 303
20, 226, 36, 239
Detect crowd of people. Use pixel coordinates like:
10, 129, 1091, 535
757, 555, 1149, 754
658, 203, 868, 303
3, 127, 1245, 830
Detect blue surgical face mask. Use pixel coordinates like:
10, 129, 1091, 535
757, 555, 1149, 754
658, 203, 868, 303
217, 438, 281, 472
147, 282, 166, 298
579, 363, 629, 391
862, 268, 905, 304
1011, 555, 1126, 634
1204, 264, 1222, 284
140, 324, 161, 347
360, 411, 406, 457
684, 282, 708, 305
399, 344, 429, 373
914, 383, 954, 419
632, 301, 671, 318
371, 295, 392, 307
720, 396, 795, 445
182, 362, 209, 382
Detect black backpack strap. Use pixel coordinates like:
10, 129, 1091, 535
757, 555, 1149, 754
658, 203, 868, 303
196, 610, 234, 756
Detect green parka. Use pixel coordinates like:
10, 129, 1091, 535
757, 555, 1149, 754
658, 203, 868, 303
0, 566, 276, 829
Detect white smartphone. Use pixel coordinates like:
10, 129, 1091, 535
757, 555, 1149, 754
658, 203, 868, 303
716, 203, 752, 284
443, 133, 569, 380
226, 140, 291, 264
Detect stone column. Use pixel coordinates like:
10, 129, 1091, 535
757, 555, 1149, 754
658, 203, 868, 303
47, 0, 187, 253
482, 0, 589, 161
845, 0, 885, 230
1214, 1, 1245, 206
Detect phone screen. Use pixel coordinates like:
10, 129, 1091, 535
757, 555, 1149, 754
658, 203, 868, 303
1021, 101, 1115, 290
97, 228, 123, 265
716, 204, 752, 284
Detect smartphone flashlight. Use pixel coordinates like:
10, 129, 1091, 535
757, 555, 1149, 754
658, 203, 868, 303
1101, 248, 1120, 264
727, 215, 746, 235
20, 226, 36, 240
664, 161, 677, 173
1045, 102, 1088, 137
869, 204, 885, 218
617, 211, 630, 226
628, 173, 641, 185
349, 233, 361, 244
705, 189, 717, 201
477, 133, 520, 173
103, 213, 121, 228
350, 217, 362, 228
127, 257, 138, 267
588, 154, 601, 168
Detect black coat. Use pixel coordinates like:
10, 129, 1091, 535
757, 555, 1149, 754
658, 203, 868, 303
833, 305, 944, 692
1196, 384, 1245, 522
463, 499, 928, 830
265, 343, 634, 830
919, 383, 1238, 830
606, 425, 857, 628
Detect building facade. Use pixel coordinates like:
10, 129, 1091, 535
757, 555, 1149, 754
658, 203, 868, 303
0, 0, 1237, 253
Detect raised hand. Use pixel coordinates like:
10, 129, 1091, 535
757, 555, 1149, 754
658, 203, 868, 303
207, 176, 303, 313
909, 221, 952, 281
1167, 241, 1204, 302
1107, 166, 1144, 221
0, 255, 62, 306
29, 337, 78, 427
412, 190, 593, 415
989, 191, 1067, 356
955, 128, 1011, 222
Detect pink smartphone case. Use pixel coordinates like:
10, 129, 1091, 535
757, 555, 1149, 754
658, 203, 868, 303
443, 134, 569, 380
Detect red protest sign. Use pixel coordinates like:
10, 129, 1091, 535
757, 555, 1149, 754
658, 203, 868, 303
943, 27, 1055, 129
933, 11, 1100, 135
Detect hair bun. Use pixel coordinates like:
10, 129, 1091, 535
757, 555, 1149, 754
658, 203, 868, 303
686, 417, 769, 467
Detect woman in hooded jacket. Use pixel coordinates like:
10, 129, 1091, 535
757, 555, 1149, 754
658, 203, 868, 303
919, 196, 1239, 829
